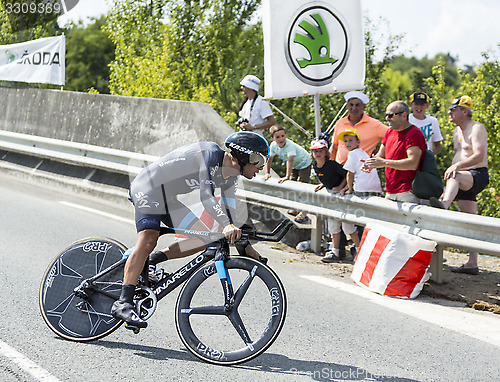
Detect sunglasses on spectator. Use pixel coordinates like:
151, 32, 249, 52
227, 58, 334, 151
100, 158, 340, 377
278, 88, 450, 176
385, 111, 404, 119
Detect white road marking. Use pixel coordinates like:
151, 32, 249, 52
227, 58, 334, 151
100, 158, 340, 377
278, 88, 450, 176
0, 339, 61, 382
302, 275, 500, 347
59, 201, 135, 225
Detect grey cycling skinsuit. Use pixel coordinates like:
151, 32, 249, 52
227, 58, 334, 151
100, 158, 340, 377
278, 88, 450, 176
129, 142, 239, 234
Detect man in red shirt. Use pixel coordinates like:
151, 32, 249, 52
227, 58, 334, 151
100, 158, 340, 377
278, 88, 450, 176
362, 101, 426, 203
330, 91, 388, 165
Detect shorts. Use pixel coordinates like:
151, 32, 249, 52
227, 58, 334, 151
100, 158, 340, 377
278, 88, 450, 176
456, 167, 489, 202
291, 165, 311, 183
327, 218, 356, 236
133, 197, 199, 234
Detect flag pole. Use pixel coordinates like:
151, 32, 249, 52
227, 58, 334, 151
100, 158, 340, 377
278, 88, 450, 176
269, 102, 314, 139
313, 94, 321, 138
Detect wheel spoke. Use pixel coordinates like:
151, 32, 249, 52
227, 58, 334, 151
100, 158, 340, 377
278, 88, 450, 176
232, 265, 258, 308
181, 305, 226, 315
228, 310, 253, 347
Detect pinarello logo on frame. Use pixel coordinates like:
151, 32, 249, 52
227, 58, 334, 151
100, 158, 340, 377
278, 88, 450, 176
285, 3, 350, 86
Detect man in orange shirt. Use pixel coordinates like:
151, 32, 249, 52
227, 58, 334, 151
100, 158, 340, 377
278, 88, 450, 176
330, 91, 388, 164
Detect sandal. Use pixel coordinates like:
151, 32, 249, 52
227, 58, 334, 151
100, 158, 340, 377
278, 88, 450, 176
294, 216, 310, 224
451, 265, 479, 275
429, 197, 445, 209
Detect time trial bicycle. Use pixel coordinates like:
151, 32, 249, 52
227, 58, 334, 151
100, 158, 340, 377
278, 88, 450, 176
39, 219, 292, 365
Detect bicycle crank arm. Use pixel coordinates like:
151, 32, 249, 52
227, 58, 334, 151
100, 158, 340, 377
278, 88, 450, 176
75, 302, 114, 318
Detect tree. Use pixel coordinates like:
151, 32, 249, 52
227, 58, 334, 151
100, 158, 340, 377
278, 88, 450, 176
105, 0, 262, 120
457, 49, 500, 216
63, 16, 115, 93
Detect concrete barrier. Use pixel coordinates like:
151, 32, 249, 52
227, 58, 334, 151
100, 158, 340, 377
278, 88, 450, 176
0, 86, 235, 155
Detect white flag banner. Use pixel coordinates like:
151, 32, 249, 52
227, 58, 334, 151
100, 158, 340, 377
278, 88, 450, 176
262, 0, 364, 99
0, 35, 65, 85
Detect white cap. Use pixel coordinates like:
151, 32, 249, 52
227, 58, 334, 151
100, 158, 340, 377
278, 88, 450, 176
240, 75, 260, 92
344, 90, 369, 105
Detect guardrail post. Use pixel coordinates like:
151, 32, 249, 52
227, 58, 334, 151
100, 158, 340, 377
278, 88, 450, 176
310, 215, 322, 254
429, 244, 444, 283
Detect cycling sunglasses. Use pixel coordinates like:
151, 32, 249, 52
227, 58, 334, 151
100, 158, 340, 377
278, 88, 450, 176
385, 111, 404, 119
249, 152, 269, 168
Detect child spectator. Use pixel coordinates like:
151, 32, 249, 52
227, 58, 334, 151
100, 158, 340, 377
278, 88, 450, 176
263, 124, 312, 223
409, 92, 443, 155
309, 138, 353, 262
339, 128, 383, 197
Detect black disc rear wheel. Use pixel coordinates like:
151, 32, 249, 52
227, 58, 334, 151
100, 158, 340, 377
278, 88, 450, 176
39, 238, 126, 341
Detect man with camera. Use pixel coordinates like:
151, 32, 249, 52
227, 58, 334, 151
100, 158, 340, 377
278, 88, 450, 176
236, 75, 276, 137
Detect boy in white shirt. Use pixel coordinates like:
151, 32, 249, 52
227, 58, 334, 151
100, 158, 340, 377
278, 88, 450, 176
409, 92, 443, 155
339, 128, 383, 197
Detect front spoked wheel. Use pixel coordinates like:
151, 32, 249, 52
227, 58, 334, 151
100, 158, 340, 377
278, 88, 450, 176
175, 257, 287, 365
39, 238, 126, 341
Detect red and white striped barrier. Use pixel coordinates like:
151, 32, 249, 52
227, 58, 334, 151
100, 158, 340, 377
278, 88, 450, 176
351, 224, 436, 299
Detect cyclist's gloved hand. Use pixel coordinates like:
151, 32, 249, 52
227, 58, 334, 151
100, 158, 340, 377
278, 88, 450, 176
222, 224, 241, 245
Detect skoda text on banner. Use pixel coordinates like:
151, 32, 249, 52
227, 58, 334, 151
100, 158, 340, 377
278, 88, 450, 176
262, 0, 364, 99
0, 35, 65, 85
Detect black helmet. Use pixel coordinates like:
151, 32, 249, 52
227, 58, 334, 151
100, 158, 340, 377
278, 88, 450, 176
224, 131, 270, 169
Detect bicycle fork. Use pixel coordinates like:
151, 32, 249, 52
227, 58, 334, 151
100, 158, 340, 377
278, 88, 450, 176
215, 259, 234, 312
214, 249, 254, 350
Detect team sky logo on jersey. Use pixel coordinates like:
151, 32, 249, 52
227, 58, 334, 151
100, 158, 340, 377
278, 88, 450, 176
285, 3, 350, 86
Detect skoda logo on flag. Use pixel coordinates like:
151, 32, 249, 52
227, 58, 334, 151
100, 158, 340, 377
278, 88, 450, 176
285, 4, 350, 86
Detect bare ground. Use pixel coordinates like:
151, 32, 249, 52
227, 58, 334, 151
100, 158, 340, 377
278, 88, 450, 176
270, 243, 500, 315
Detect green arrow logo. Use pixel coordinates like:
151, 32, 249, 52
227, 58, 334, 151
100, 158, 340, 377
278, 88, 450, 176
294, 14, 337, 68
285, 5, 350, 86
6, 51, 16, 64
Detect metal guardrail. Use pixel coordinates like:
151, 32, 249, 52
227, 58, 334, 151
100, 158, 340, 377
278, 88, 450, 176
0, 130, 157, 176
2, 130, 499, 283
239, 177, 500, 256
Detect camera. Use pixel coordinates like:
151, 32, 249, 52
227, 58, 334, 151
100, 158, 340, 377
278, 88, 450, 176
236, 118, 249, 126
236, 118, 250, 130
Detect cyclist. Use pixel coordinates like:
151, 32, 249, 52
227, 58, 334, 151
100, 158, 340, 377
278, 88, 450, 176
111, 132, 270, 328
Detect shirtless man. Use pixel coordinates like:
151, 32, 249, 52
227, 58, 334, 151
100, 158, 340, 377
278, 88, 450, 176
429, 96, 489, 274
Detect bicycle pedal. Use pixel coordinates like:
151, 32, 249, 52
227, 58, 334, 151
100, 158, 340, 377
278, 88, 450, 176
125, 323, 142, 334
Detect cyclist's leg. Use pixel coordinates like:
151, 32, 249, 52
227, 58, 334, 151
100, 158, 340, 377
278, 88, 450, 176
124, 229, 160, 285
150, 199, 211, 263
112, 213, 162, 327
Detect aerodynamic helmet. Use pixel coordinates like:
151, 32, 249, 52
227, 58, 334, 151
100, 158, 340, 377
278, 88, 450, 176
224, 131, 270, 169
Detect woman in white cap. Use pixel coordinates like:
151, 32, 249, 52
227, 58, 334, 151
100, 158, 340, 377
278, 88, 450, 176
236, 74, 276, 136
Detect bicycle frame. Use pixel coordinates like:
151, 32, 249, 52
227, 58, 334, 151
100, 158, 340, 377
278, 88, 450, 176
153, 239, 228, 301
75, 219, 293, 311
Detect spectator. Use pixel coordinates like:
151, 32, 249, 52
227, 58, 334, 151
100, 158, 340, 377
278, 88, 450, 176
330, 91, 388, 165
338, 128, 383, 198
236, 75, 276, 136
309, 139, 355, 262
362, 101, 426, 203
263, 124, 312, 223
429, 96, 489, 275
409, 92, 443, 155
